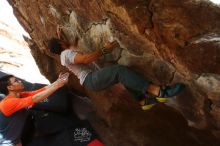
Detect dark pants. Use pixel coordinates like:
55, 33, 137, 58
83, 65, 150, 101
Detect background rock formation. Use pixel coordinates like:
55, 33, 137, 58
0, 19, 48, 83
7, 0, 220, 145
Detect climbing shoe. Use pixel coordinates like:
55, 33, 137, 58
141, 96, 157, 110
156, 83, 185, 102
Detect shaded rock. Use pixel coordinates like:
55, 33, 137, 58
7, 0, 220, 145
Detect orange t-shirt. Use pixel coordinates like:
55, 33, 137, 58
0, 87, 45, 116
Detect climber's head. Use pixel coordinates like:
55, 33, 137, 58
48, 38, 70, 55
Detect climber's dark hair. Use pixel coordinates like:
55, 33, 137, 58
0, 75, 14, 95
48, 38, 63, 55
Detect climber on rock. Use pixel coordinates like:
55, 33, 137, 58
0, 73, 69, 146
47, 26, 184, 111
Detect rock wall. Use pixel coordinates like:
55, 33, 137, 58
8, 0, 220, 145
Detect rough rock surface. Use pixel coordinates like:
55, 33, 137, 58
8, 0, 220, 145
